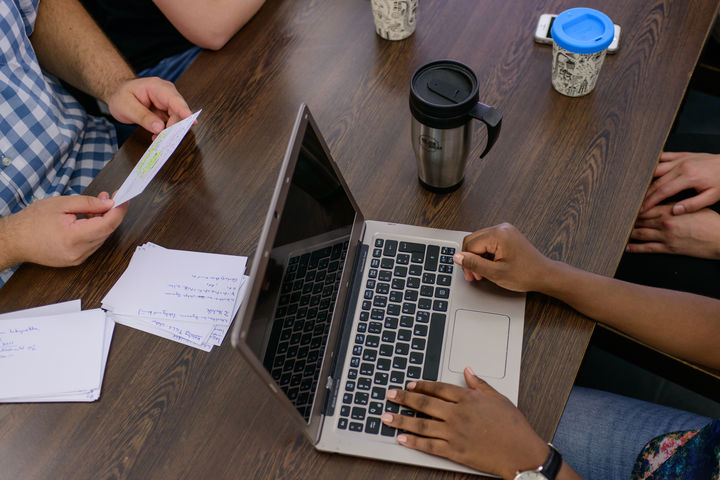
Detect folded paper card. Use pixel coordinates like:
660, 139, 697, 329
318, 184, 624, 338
113, 110, 201, 206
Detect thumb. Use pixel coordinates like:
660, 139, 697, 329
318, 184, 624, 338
62, 195, 115, 215
672, 190, 717, 215
454, 251, 496, 279
463, 367, 499, 396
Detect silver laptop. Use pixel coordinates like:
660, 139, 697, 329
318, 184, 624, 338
231, 104, 525, 474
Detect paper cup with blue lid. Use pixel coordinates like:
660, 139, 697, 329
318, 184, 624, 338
550, 8, 614, 97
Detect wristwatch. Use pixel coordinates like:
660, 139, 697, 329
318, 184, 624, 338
512, 443, 562, 480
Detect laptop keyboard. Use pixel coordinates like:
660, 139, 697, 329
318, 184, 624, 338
265, 240, 349, 421
337, 237, 454, 436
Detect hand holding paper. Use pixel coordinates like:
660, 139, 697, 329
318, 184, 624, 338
113, 110, 202, 206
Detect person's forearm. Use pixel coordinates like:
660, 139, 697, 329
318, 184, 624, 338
0, 215, 23, 270
542, 260, 720, 370
155, 0, 266, 50
30, 0, 135, 103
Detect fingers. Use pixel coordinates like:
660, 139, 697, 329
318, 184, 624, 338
386, 383, 458, 413
463, 367, 493, 393
61, 194, 115, 215
641, 169, 686, 212
625, 241, 670, 254
70, 199, 128, 242
395, 432, 450, 457
109, 78, 193, 134
381, 411, 448, 439
453, 251, 495, 282
658, 151, 691, 162
673, 189, 719, 215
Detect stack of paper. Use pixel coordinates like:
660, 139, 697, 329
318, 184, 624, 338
103, 243, 248, 351
0, 300, 113, 402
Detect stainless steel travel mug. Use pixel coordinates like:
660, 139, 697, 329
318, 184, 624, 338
410, 60, 502, 192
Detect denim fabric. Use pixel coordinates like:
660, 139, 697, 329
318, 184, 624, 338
138, 46, 203, 82
552, 386, 711, 480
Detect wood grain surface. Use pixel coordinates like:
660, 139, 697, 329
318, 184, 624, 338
1, 0, 718, 478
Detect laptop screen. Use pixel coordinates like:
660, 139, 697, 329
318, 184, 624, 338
241, 109, 358, 423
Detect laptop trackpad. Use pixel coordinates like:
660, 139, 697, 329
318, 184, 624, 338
449, 310, 510, 379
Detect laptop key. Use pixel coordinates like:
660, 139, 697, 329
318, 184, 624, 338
379, 344, 394, 356
399, 241, 424, 253
369, 401, 384, 415
425, 245, 439, 271
338, 418, 348, 430
407, 366, 421, 378
381, 424, 397, 437
365, 417, 381, 435
349, 422, 363, 432
351, 407, 366, 421
437, 274, 452, 286
385, 401, 400, 413
423, 312, 446, 381
357, 378, 372, 390
383, 239, 398, 257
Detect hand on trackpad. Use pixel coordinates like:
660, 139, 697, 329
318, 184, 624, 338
449, 309, 510, 379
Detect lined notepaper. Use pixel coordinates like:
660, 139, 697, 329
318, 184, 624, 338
103, 243, 248, 350
0, 302, 113, 402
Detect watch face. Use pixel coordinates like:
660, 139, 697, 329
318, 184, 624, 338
514, 472, 547, 480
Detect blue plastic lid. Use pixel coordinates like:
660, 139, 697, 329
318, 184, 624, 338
551, 8, 614, 54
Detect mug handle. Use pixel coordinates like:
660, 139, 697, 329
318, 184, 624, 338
469, 103, 502, 158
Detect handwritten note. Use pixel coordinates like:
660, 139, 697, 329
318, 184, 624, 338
0, 306, 112, 402
103, 243, 248, 350
112, 110, 201, 206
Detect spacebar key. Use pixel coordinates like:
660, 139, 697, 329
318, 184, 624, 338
422, 312, 446, 381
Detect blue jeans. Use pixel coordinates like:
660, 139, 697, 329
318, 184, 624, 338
552, 386, 711, 480
138, 46, 203, 83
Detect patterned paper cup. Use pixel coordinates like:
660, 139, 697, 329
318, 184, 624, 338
550, 8, 614, 97
371, 0, 417, 41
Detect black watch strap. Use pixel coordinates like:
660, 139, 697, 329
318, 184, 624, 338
539, 443, 562, 480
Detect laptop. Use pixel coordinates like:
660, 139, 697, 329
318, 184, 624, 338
231, 104, 525, 474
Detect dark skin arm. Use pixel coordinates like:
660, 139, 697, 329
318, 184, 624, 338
382, 368, 580, 480
383, 223, 719, 477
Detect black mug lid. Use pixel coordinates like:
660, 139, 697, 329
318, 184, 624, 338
410, 60, 479, 128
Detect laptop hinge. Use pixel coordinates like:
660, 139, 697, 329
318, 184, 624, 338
323, 241, 368, 416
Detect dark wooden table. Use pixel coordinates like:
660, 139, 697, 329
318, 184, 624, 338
2, 0, 718, 478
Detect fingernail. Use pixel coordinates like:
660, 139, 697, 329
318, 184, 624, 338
453, 252, 464, 265
381, 413, 393, 423
152, 121, 164, 133
466, 366, 476, 377
397, 434, 408, 444
407, 381, 416, 391
102, 198, 114, 205
672, 204, 685, 215
625, 245, 630, 252
387, 390, 397, 399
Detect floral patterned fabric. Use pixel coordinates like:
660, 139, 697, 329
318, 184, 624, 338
631, 419, 720, 479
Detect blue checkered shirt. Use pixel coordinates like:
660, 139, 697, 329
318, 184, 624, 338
0, 0, 117, 287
